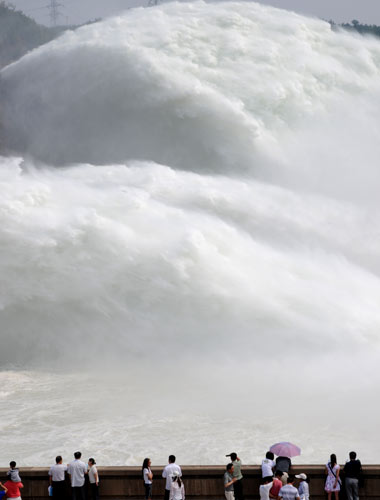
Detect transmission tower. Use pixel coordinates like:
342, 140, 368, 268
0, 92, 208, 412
48, 0, 63, 26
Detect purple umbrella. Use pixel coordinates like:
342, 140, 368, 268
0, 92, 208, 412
270, 442, 301, 458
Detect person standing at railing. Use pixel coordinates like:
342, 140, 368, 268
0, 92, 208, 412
162, 455, 182, 500
88, 458, 99, 500
169, 474, 184, 500
226, 452, 244, 500
344, 451, 362, 500
67, 451, 87, 500
325, 454, 341, 500
49, 455, 68, 500
295, 474, 309, 500
142, 458, 153, 500
3, 478, 23, 500
224, 463, 237, 500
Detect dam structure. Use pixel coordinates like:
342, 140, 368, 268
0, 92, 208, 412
1, 465, 379, 500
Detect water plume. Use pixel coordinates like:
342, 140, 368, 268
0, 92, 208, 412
1, 1, 380, 465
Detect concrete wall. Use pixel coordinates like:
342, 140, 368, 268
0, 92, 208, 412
0, 466, 378, 500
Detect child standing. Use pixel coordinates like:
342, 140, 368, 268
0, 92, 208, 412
7, 462, 21, 482
169, 475, 185, 500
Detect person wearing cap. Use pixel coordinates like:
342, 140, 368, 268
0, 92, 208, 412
295, 474, 309, 500
278, 476, 300, 500
226, 453, 244, 500
224, 463, 237, 500
162, 455, 182, 500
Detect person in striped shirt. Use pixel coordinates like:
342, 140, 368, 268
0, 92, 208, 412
279, 476, 300, 500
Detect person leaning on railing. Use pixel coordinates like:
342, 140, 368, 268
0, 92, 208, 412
344, 451, 362, 500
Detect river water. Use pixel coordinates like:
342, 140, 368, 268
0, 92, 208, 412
1, 1, 380, 465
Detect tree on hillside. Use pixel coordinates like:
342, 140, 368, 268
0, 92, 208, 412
0, 1, 65, 68
330, 18, 380, 38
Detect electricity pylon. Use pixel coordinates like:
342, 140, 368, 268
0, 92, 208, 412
48, 0, 63, 26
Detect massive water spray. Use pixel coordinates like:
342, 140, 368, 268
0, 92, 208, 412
1, 1, 380, 465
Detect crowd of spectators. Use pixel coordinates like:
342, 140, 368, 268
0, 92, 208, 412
1, 449, 363, 500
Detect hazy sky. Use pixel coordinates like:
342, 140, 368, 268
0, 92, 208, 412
10, 0, 380, 26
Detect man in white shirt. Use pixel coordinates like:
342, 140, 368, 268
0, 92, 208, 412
262, 452, 275, 479
279, 476, 300, 500
49, 456, 68, 500
67, 452, 87, 500
162, 455, 182, 500
260, 477, 273, 500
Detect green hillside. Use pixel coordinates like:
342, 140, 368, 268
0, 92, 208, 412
0, 1, 65, 69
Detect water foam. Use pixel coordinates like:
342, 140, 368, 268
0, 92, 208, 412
1, 1, 380, 464
2, 1, 380, 195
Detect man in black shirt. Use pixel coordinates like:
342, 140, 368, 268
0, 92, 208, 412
344, 451, 362, 500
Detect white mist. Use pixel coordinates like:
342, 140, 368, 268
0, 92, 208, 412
1, 1, 380, 465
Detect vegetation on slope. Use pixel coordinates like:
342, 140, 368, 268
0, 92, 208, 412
0, 2, 67, 68
0, 2, 99, 69
330, 19, 380, 38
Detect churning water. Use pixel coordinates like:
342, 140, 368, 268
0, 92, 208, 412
1, 1, 380, 465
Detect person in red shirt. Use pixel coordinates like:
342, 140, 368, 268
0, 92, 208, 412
4, 480, 23, 500
270, 471, 283, 500
0, 482, 8, 500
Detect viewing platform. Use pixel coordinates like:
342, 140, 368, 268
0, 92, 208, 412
1, 465, 379, 500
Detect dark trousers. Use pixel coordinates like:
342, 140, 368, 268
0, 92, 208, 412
234, 479, 244, 500
72, 485, 86, 500
144, 484, 152, 500
52, 481, 67, 500
89, 484, 99, 500
164, 489, 170, 500
346, 478, 359, 500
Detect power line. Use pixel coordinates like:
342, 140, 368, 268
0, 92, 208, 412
47, 0, 63, 26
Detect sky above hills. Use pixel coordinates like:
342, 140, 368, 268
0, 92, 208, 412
9, 0, 380, 26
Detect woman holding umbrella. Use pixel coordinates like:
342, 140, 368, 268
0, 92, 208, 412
270, 442, 301, 484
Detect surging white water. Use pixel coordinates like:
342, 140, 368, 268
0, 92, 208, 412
1, 1, 380, 465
